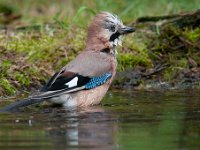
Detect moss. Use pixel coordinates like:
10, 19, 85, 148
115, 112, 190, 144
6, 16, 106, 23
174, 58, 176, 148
5, 32, 64, 61
117, 53, 152, 71
14, 73, 30, 86
148, 22, 200, 84
0, 60, 12, 74
0, 78, 16, 95
117, 33, 153, 71
163, 58, 189, 81
183, 27, 200, 42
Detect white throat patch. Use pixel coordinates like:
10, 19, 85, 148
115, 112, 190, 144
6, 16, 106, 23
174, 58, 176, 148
112, 36, 122, 47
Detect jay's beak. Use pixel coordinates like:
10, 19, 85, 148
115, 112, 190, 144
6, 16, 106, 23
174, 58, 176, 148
118, 26, 135, 35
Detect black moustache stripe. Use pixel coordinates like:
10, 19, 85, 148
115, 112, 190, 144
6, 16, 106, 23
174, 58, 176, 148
109, 32, 120, 41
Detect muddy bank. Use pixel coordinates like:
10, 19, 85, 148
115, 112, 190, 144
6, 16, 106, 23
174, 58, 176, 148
113, 10, 200, 90
113, 66, 200, 89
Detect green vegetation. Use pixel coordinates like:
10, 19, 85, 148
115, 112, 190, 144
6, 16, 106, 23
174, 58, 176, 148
149, 24, 200, 82
0, 0, 200, 95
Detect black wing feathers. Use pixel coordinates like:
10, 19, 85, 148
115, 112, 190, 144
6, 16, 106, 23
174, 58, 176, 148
41, 70, 91, 92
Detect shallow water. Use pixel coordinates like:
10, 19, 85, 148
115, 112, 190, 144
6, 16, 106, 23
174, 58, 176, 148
0, 90, 200, 150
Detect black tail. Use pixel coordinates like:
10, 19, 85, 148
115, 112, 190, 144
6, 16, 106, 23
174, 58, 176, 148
0, 87, 84, 112
0, 98, 45, 112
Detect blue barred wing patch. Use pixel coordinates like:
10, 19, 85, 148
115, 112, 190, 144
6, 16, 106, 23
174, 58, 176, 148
85, 73, 112, 89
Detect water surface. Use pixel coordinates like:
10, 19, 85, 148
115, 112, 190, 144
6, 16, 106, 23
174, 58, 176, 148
0, 90, 200, 150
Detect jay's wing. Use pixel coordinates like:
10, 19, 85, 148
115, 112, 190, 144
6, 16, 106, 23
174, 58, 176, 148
41, 69, 91, 92
35, 51, 114, 99
37, 70, 112, 99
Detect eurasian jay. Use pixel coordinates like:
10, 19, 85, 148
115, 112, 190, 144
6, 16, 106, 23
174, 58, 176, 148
0, 12, 135, 111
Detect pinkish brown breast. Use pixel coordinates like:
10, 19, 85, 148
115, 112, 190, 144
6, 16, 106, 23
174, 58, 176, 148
71, 55, 117, 107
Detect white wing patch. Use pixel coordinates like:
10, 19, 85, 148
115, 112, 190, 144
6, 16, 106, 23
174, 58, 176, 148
65, 77, 78, 88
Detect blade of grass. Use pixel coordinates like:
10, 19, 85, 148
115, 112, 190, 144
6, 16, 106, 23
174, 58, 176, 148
68, 6, 96, 30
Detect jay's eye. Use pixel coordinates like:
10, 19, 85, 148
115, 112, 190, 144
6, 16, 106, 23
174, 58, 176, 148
109, 25, 116, 32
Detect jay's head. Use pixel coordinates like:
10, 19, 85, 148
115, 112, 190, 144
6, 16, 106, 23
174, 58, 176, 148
86, 12, 135, 52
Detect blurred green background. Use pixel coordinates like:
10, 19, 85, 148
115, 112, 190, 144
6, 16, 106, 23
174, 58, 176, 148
0, 0, 200, 27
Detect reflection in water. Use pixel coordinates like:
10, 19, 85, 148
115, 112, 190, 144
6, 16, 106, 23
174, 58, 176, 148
46, 107, 117, 149
0, 106, 118, 149
0, 90, 200, 149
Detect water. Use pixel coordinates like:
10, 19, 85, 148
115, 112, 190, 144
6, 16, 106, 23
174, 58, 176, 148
0, 90, 200, 150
